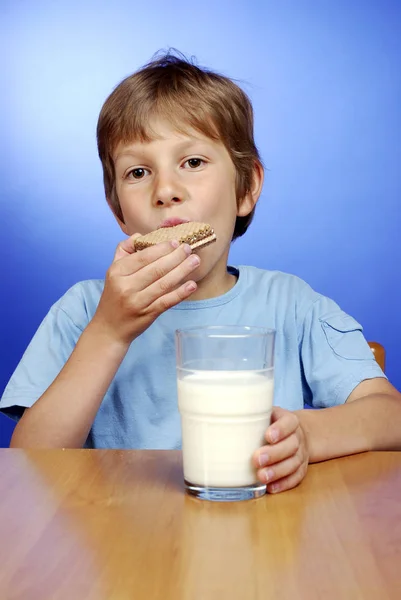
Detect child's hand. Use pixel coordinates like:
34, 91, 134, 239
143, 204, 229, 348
91, 234, 200, 345
253, 407, 309, 494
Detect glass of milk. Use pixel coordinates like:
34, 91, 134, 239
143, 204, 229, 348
176, 326, 275, 502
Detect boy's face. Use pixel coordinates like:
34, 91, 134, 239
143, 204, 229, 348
112, 118, 258, 290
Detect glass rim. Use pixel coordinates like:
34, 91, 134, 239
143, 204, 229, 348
175, 325, 276, 339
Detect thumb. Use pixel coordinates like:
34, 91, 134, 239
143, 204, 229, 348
113, 234, 141, 262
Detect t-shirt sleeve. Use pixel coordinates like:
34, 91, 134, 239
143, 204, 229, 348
299, 295, 386, 408
0, 302, 84, 421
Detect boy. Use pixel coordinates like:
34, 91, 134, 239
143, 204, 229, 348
1, 52, 400, 494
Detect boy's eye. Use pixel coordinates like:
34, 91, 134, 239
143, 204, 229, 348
185, 158, 204, 169
127, 168, 148, 180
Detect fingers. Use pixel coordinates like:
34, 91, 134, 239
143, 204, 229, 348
115, 240, 181, 276
147, 280, 198, 313
113, 235, 183, 274
253, 407, 309, 494
132, 243, 197, 290
110, 242, 200, 302
256, 450, 305, 486
106, 241, 200, 323
264, 463, 308, 494
265, 407, 299, 444
142, 251, 200, 305
254, 433, 300, 468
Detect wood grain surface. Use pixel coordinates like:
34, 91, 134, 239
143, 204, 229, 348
0, 450, 400, 600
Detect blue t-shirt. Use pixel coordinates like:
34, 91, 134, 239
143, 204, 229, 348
0, 266, 385, 448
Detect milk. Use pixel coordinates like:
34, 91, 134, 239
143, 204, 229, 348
177, 369, 274, 487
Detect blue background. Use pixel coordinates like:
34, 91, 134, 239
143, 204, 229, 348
1, 0, 400, 446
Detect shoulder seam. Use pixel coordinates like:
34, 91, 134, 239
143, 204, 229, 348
55, 305, 85, 333
297, 293, 324, 345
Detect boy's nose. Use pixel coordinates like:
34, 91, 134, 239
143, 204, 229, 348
153, 173, 185, 207
155, 195, 183, 207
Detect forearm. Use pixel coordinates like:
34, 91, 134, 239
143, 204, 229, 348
295, 394, 401, 463
10, 322, 129, 448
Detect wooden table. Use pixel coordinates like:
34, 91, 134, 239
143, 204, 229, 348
0, 450, 400, 600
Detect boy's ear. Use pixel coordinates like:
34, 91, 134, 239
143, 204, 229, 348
237, 161, 264, 217
107, 197, 129, 235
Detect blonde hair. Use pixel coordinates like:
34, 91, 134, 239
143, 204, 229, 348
97, 51, 262, 239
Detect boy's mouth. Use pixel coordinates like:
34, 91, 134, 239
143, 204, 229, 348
158, 217, 190, 229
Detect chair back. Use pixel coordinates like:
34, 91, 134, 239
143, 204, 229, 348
368, 342, 385, 372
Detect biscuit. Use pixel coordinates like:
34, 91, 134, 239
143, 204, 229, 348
134, 222, 217, 252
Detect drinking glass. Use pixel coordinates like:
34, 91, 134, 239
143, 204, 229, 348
176, 326, 275, 502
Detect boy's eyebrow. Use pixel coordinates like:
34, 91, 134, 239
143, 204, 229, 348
114, 138, 213, 161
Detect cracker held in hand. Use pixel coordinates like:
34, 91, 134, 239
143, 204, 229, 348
134, 222, 217, 252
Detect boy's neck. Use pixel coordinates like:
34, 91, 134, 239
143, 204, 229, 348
188, 264, 238, 302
